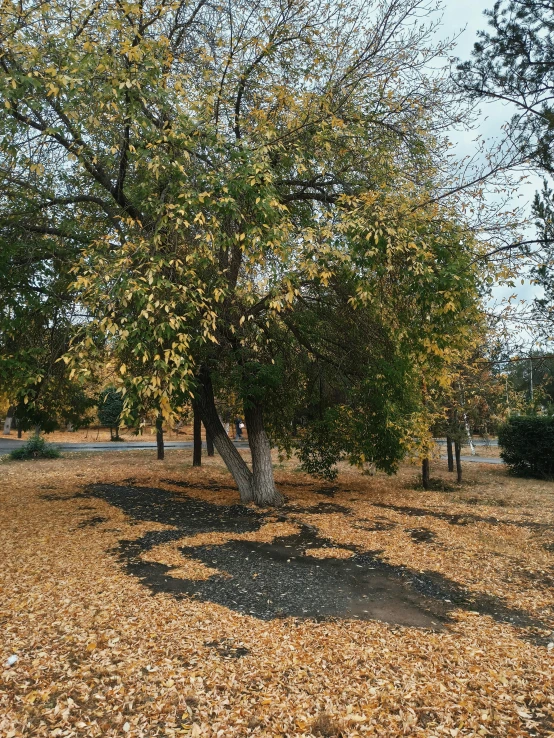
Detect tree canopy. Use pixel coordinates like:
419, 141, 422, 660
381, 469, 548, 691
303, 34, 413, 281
0, 0, 487, 503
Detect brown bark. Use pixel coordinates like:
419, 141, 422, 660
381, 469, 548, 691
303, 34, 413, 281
195, 368, 254, 502
244, 402, 284, 507
422, 458, 430, 490
455, 441, 462, 483
193, 406, 202, 467
446, 436, 454, 472
156, 415, 164, 460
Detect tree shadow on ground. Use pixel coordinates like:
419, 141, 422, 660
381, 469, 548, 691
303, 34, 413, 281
75, 483, 550, 640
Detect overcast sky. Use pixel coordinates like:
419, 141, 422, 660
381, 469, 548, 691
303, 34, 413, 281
440, 0, 541, 201
437, 0, 543, 335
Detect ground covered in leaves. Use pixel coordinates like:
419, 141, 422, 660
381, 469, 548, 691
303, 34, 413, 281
0, 450, 553, 737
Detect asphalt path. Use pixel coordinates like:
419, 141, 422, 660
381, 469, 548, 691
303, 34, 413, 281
453, 456, 502, 465
435, 438, 498, 447
0, 437, 503, 464
0, 438, 249, 454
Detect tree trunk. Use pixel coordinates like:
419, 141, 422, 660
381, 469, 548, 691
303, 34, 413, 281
422, 458, 430, 490
206, 427, 215, 457
463, 413, 476, 455
244, 402, 284, 506
458, 380, 475, 455
193, 406, 202, 467
446, 436, 454, 472
3, 406, 14, 435
195, 367, 254, 502
156, 415, 164, 460
455, 441, 462, 483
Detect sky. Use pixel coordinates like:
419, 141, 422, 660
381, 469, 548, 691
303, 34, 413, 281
437, 0, 544, 340
440, 0, 541, 209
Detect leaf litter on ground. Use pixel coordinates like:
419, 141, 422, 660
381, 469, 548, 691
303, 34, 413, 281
0, 449, 553, 737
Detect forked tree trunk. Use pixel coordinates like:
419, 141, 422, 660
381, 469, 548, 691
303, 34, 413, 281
446, 436, 454, 472
455, 441, 462, 483
206, 427, 215, 457
421, 458, 430, 490
156, 415, 164, 460
244, 402, 284, 507
195, 368, 254, 502
193, 406, 202, 467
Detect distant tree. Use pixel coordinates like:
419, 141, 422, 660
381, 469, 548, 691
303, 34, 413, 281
12, 384, 94, 437
459, 0, 554, 172
0, 241, 95, 436
503, 352, 554, 410
531, 184, 554, 332
459, 1, 554, 330
97, 388, 124, 441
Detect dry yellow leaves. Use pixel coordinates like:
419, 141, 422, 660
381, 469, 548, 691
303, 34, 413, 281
0, 448, 552, 737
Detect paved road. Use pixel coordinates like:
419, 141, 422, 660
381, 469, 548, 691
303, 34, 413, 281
435, 438, 498, 447
0, 437, 504, 464
0, 439, 250, 454
458, 455, 502, 465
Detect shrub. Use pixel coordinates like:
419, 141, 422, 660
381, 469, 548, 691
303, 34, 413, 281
9, 434, 61, 460
498, 415, 554, 478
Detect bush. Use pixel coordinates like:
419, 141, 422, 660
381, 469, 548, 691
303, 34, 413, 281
498, 415, 554, 478
9, 434, 61, 460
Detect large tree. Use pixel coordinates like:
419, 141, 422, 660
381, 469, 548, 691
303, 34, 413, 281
1, 0, 484, 504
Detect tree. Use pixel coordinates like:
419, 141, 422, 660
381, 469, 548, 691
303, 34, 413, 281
97, 388, 124, 441
155, 413, 165, 461
0, 231, 95, 434
459, 0, 554, 174
531, 184, 554, 334
1, 0, 484, 505
192, 405, 202, 468
502, 352, 554, 410
459, 1, 554, 330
